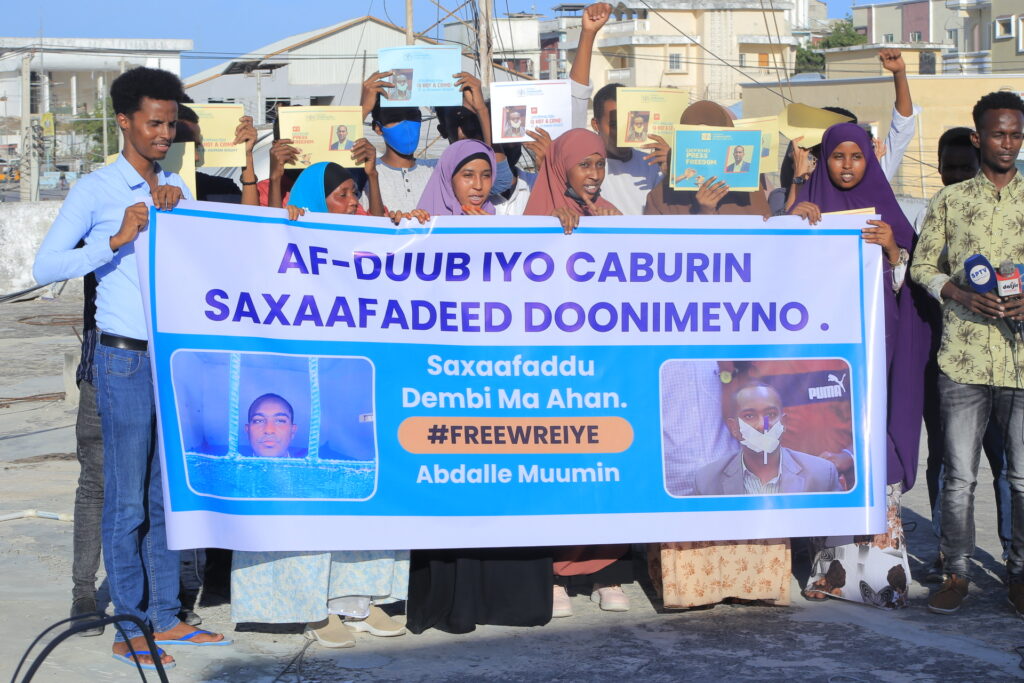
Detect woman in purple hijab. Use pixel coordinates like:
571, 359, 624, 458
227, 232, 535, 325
791, 122, 932, 610
416, 139, 496, 216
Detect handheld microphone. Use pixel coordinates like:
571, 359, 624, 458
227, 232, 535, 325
964, 254, 996, 294
997, 260, 1024, 340
964, 254, 1021, 341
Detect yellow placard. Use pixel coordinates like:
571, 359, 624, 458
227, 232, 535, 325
104, 146, 197, 200
41, 112, 55, 137
824, 207, 876, 216
157, 142, 197, 199
734, 115, 779, 176
616, 88, 691, 148
276, 106, 365, 168
777, 103, 854, 148
188, 104, 246, 168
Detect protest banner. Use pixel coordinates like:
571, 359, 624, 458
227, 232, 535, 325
615, 88, 691, 148
377, 46, 461, 107
671, 127, 762, 191
138, 204, 887, 552
490, 80, 572, 143
276, 106, 364, 168
188, 104, 246, 168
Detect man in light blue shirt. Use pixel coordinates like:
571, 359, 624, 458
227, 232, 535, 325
33, 66, 229, 671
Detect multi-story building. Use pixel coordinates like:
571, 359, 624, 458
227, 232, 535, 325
788, 0, 833, 46
563, 0, 798, 104
539, 4, 585, 80
942, 0, 1024, 73
852, 0, 961, 46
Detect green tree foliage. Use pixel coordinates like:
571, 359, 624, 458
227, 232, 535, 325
70, 98, 119, 162
795, 17, 867, 74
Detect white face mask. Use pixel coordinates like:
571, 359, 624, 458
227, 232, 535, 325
738, 418, 784, 465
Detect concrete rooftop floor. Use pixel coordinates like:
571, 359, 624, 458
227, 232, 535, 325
1, 295, 1022, 682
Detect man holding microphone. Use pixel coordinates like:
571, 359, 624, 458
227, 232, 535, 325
911, 91, 1024, 616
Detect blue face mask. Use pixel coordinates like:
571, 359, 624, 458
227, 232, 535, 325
380, 120, 421, 156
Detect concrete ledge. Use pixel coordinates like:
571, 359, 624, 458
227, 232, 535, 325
0, 201, 62, 295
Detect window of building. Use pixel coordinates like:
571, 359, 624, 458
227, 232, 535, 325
1018, 17, 1024, 53
207, 98, 236, 104
883, 33, 894, 43
758, 53, 770, 68
310, 96, 334, 106
668, 53, 683, 71
947, 28, 958, 45
739, 53, 747, 67
909, 31, 922, 42
993, 16, 1014, 40
919, 51, 936, 74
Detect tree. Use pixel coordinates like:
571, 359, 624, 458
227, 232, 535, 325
70, 98, 119, 163
796, 46, 825, 74
795, 16, 866, 74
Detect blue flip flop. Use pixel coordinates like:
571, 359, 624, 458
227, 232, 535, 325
111, 647, 176, 671
154, 629, 233, 646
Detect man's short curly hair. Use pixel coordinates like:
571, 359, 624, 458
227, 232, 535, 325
110, 67, 185, 117
972, 91, 1024, 131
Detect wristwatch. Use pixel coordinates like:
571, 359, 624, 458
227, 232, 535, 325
793, 176, 807, 185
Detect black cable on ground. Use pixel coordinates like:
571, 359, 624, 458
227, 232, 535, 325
12, 612, 169, 683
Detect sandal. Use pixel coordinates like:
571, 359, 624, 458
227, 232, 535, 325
111, 647, 176, 671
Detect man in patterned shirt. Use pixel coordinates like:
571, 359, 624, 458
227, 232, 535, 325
911, 91, 1024, 616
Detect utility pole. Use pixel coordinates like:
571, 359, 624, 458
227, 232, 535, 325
405, 0, 415, 45
99, 75, 108, 161
20, 53, 38, 202
478, 0, 494, 89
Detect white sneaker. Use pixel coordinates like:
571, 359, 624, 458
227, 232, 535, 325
344, 605, 407, 637
591, 584, 630, 612
552, 584, 573, 618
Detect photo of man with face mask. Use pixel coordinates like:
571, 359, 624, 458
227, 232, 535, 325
693, 382, 843, 496
502, 106, 526, 139
390, 69, 413, 102
624, 111, 650, 143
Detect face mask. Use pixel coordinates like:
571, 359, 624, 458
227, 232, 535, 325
380, 120, 421, 156
738, 418, 784, 465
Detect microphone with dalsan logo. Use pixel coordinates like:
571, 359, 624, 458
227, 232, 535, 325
964, 254, 1023, 342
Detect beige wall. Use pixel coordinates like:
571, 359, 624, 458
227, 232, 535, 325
990, 1, 1024, 73
568, 8, 793, 105
873, 6, 904, 42
825, 47, 942, 78
741, 74, 1024, 198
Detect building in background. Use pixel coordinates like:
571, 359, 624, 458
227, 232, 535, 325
539, 4, 585, 80
852, 0, 960, 46
185, 16, 527, 123
563, 0, 797, 104
0, 37, 192, 169
788, 0, 833, 45
741, 71, 1024, 199
0, 37, 192, 118
445, 12, 544, 79
823, 42, 946, 77
941, 0, 1024, 73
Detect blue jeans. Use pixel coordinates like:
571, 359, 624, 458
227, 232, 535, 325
938, 373, 1024, 581
95, 341, 180, 640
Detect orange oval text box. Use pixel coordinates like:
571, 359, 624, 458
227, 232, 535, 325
398, 417, 634, 455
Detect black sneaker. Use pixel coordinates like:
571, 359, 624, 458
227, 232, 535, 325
70, 597, 104, 637
179, 608, 203, 626
924, 555, 945, 584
